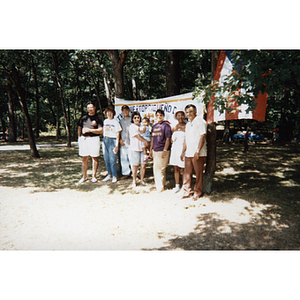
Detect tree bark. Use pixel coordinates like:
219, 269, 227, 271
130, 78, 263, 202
32, 59, 40, 138
243, 120, 249, 152
8, 64, 40, 158
6, 80, 17, 142
222, 120, 230, 143
203, 50, 219, 195
51, 51, 72, 147
132, 77, 137, 100
56, 94, 60, 141
166, 50, 181, 96
104, 50, 129, 100
0, 110, 7, 141
89, 70, 104, 117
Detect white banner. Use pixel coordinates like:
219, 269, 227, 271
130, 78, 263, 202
115, 92, 204, 127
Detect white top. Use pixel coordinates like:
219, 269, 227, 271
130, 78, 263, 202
103, 118, 122, 138
185, 116, 207, 157
120, 117, 131, 147
129, 123, 143, 152
169, 131, 185, 168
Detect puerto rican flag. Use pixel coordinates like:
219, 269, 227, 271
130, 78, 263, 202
206, 50, 268, 124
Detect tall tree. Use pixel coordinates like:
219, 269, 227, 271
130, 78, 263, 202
6, 79, 17, 142
166, 50, 181, 96
51, 50, 72, 147
30, 51, 41, 138
104, 50, 129, 101
3, 60, 40, 158
202, 50, 219, 195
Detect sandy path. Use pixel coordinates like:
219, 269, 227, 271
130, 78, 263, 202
1, 185, 210, 250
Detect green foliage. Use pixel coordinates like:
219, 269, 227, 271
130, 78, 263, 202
194, 50, 300, 137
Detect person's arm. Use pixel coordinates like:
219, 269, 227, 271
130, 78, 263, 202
78, 126, 82, 138
133, 134, 149, 146
82, 127, 103, 135
138, 126, 146, 134
149, 137, 153, 158
120, 138, 125, 146
162, 137, 171, 159
194, 134, 206, 160
114, 130, 121, 154
180, 139, 187, 161
171, 126, 176, 143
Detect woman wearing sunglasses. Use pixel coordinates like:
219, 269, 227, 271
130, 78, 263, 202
129, 111, 150, 188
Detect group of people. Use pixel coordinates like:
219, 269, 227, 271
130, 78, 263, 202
77, 101, 207, 200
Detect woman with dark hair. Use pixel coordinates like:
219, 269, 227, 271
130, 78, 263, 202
129, 111, 150, 188
102, 106, 122, 183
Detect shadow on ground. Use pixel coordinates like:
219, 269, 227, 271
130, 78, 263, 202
146, 143, 300, 250
1, 142, 300, 249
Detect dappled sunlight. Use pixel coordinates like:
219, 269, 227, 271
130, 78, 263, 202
1, 142, 300, 250
280, 180, 300, 187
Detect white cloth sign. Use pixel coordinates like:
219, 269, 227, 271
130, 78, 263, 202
115, 92, 204, 128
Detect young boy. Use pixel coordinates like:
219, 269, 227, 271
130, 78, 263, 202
149, 109, 172, 192
138, 117, 151, 162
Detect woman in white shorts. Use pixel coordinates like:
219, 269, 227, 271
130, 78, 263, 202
77, 101, 103, 183
129, 111, 150, 188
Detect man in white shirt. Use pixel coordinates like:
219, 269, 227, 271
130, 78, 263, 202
180, 104, 207, 200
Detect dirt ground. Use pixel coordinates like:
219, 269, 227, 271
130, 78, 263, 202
1, 141, 300, 250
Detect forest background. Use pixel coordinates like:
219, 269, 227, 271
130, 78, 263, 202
1, 1, 299, 300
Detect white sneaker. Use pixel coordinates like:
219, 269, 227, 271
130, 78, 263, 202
78, 177, 88, 184
172, 186, 181, 193
112, 176, 117, 183
102, 175, 112, 182
91, 177, 98, 183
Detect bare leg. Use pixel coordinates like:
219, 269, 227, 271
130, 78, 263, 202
82, 156, 89, 179
140, 164, 146, 183
174, 166, 180, 185
91, 157, 99, 178
142, 147, 146, 155
132, 165, 138, 186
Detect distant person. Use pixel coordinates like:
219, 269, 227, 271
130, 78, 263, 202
129, 111, 150, 188
102, 106, 122, 183
77, 101, 103, 184
169, 109, 186, 193
180, 104, 207, 200
273, 126, 279, 142
149, 109, 172, 192
119, 105, 132, 179
138, 117, 151, 162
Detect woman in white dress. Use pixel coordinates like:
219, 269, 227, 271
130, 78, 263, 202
169, 109, 186, 193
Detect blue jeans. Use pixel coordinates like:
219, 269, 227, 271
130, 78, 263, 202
120, 146, 131, 175
102, 137, 117, 177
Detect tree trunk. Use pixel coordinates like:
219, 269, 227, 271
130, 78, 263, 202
9, 64, 40, 158
32, 60, 40, 138
203, 50, 219, 195
132, 77, 137, 100
243, 121, 249, 152
6, 80, 17, 142
0, 110, 7, 141
51, 51, 71, 147
222, 120, 230, 143
104, 76, 112, 106
73, 70, 80, 140
89, 70, 104, 117
166, 50, 181, 96
104, 50, 129, 100
56, 95, 60, 141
